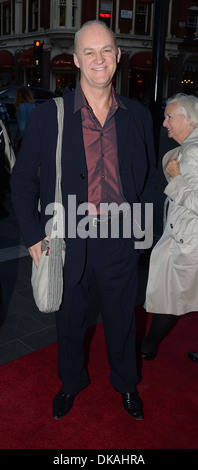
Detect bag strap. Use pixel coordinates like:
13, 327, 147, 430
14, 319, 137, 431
53, 97, 64, 205
52, 97, 64, 238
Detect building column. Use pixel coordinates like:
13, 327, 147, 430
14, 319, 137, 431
15, 0, 23, 34
167, 0, 173, 38
96, 0, 99, 20
76, 0, 82, 29
115, 0, 120, 33
130, 0, 136, 34
0, 1, 3, 35
25, 0, 29, 33
66, 0, 72, 28
38, 0, 41, 30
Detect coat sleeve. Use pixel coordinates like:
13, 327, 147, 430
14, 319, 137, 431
164, 144, 198, 216
11, 105, 46, 248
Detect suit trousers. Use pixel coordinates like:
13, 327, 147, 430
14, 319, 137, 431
55, 222, 139, 396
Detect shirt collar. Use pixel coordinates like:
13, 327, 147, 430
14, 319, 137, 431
74, 82, 126, 113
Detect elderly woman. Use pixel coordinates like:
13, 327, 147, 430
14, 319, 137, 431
141, 93, 198, 360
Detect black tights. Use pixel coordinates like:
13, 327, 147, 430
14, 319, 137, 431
141, 314, 176, 354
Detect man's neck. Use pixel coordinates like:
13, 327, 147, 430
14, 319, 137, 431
81, 82, 113, 126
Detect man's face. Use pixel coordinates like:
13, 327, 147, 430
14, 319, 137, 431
74, 24, 121, 91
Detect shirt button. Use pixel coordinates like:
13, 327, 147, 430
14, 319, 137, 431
170, 223, 173, 228
180, 239, 183, 243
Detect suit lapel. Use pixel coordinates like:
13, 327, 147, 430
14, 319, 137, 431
62, 94, 87, 172
115, 106, 130, 167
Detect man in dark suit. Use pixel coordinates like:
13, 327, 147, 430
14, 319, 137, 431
11, 21, 157, 420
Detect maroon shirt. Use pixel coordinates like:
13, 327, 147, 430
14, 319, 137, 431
74, 84, 125, 215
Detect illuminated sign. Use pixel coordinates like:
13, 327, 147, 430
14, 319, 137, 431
100, 13, 111, 18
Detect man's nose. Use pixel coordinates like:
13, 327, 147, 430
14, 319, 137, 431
95, 51, 104, 63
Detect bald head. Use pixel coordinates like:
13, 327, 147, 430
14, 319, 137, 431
74, 20, 118, 55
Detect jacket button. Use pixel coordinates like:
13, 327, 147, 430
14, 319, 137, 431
170, 223, 173, 228
80, 173, 85, 179
78, 199, 83, 205
180, 239, 183, 243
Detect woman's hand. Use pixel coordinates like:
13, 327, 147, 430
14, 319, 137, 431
166, 160, 181, 178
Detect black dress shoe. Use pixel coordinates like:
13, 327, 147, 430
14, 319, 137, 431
188, 351, 198, 364
141, 349, 157, 361
136, 341, 157, 361
122, 392, 144, 420
53, 391, 74, 419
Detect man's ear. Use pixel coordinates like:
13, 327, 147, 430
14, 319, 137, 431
117, 47, 121, 64
73, 53, 80, 69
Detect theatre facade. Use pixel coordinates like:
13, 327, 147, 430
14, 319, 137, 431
0, 0, 198, 100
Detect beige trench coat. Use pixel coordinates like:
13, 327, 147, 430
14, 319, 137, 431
145, 128, 198, 315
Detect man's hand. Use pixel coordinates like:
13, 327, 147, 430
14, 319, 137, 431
28, 240, 42, 268
166, 160, 181, 178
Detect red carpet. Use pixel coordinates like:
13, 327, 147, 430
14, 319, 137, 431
0, 306, 198, 452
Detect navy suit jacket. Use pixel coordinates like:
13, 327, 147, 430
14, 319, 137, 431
11, 90, 157, 285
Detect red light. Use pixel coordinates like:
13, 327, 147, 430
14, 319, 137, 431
100, 13, 111, 18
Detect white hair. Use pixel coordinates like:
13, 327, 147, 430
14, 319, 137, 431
166, 93, 198, 128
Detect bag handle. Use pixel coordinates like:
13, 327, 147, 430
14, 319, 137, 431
52, 97, 64, 238
53, 97, 64, 204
